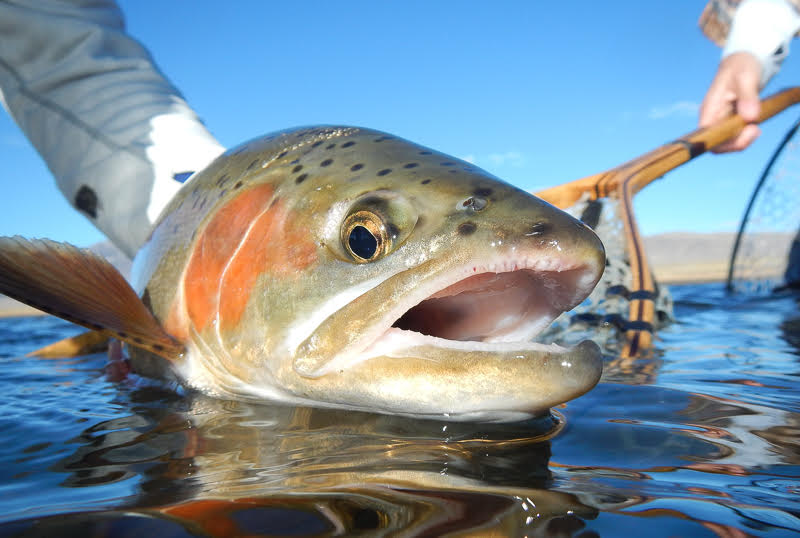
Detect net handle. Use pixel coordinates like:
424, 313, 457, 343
536, 87, 800, 209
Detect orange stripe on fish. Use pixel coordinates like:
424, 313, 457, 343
184, 184, 276, 332
183, 184, 318, 333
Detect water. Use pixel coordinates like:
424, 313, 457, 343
0, 283, 798, 536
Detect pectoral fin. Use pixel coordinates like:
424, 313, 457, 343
0, 237, 183, 360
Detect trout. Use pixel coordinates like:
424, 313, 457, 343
0, 126, 605, 421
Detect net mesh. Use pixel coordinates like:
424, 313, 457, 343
543, 195, 673, 351
728, 117, 800, 293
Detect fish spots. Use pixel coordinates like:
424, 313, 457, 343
341, 141, 356, 148
234, 181, 244, 189
247, 159, 259, 171
216, 174, 231, 187
473, 187, 493, 197
326, 143, 336, 150
419, 150, 432, 155
440, 162, 455, 167
351, 164, 364, 172
421, 179, 432, 185
278, 151, 288, 159
296, 173, 308, 184
312, 140, 324, 148
320, 159, 334, 167
75, 185, 98, 218
458, 222, 478, 236
403, 163, 419, 169
377, 169, 392, 176
373, 135, 392, 143
183, 183, 317, 332
292, 165, 303, 173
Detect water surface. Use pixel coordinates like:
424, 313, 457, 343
0, 283, 798, 536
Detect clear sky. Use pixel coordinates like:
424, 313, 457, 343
2, 1, 800, 248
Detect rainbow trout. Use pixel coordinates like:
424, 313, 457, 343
0, 126, 605, 421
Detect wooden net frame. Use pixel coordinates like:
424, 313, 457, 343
534, 88, 800, 358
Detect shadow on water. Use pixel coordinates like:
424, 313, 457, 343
1, 283, 800, 536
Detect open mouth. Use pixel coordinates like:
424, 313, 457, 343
389, 264, 596, 346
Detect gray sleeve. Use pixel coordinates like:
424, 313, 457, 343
0, 0, 224, 257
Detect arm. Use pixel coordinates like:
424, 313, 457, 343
0, 0, 224, 257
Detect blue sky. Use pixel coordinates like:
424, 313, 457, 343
2, 1, 800, 248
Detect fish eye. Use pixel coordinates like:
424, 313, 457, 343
342, 210, 390, 263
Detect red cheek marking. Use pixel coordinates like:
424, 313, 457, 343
183, 183, 317, 333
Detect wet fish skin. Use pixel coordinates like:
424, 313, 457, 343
130, 126, 605, 421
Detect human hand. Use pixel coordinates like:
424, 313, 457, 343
698, 52, 763, 152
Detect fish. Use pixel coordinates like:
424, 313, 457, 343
0, 126, 605, 422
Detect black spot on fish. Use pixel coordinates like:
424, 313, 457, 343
290, 158, 300, 165
296, 173, 308, 184
292, 165, 303, 173
403, 163, 419, 169
198, 197, 207, 211
473, 187, 493, 197
152, 344, 165, 352
312, 141, 324, 148
326, 143, 336, 150
219, 189, 227, 198
526, 221, 552, 236
216, 174, 230, 186
117, 331, 128, 338
278, 151, 288, 158
458, 222, 477, 236
377, 169, 392, 176
419, 150, 432, 155
321, 159, 333, 167
441, 162, 455, 167
74, 185, 98, 218
351, 164, 364, 172
421, 179, 431, 184
247, 160, 259, 170
342, 141, 356, 148
373, 136, 392, 142
234, 181, 244, 189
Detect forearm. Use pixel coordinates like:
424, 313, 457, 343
0, 0, 224, 256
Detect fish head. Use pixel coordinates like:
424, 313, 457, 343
151, 127, 605, 421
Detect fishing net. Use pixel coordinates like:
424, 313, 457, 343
727, 116, 800, 293
543, 195, 673, 351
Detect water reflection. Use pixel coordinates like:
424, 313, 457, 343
10, 391, 598, 536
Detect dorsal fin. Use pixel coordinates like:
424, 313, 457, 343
0, 237, 183, 360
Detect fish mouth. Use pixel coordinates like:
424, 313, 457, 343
364, 254, 601, 355
391, 266, 592, 344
